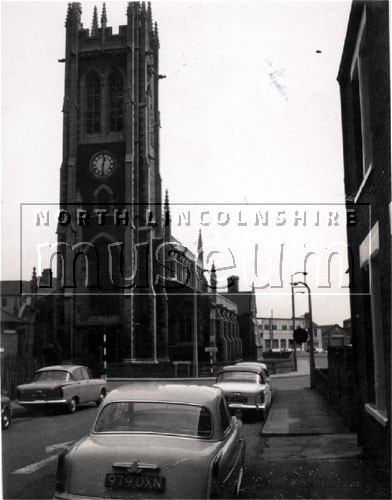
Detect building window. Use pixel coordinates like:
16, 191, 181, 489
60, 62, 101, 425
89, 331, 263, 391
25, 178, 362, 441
109, 72, 123, 132
86, 75, 101, 134
265, 339, 271, 350
360, 222, 388, 425
272, 339, 279, 349
282, 324, 287, 330
350, 7, 372, 197
264, 325, 269, 330
281, 339, 287, 349
313, 328, 318, 336
272, 324, 277, 330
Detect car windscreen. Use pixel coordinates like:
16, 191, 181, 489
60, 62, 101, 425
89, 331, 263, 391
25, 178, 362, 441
217, 371, 259, 383
33, 370, 71, 382
94, 402, 213, 438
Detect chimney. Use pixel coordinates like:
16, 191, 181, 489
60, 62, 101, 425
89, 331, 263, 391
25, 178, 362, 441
228, 275, 239, 292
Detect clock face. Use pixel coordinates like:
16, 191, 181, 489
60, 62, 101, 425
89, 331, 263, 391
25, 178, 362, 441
90, 153, 115, 177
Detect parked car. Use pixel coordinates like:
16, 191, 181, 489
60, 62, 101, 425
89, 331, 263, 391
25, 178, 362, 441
54, 382, 246, 499
235, 361, 271, 381
16, 365, 106, 414
214, 365, 272, 419
1, 395, 11, 430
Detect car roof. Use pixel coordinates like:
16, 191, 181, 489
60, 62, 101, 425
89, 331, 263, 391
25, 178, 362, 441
36, 365, 85, 373
236, 362, 268, 369
219, 364, 263, 375
104, 382, 223, 409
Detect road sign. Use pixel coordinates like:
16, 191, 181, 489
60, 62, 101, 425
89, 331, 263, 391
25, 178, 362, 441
294, 327, 308, 344
205, 347, 218, 353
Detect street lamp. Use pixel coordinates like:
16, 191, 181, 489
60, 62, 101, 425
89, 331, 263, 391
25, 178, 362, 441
292, 280, 316, 389
290, 272, 307, 371
293, 291, 305, 368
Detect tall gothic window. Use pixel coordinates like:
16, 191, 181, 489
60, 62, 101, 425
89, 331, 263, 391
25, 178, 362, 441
86, 75, 101, 134
109, 72, 123, 132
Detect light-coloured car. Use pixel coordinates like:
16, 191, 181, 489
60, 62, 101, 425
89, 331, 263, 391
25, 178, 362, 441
214, 365, 272, 418
16, 365, 106, 414
54, 383, 246, 499
235, 362, 271, 381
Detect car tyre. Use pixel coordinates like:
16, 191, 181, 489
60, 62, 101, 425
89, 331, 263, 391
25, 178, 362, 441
96, 389, 106, 406
2, 408, 11, 430
67, 398, 77, 414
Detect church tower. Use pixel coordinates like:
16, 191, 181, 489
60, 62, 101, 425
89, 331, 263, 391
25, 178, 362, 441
56, 2, 166, 368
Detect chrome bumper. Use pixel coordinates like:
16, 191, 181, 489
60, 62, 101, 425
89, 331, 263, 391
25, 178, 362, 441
227, 402, 266, 410
18, 399, 68, 405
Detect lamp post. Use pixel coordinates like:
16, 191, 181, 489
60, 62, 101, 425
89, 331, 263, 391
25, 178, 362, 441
292, 281, 316, 389
290, 272, 307, 371
292, 291, 305, 369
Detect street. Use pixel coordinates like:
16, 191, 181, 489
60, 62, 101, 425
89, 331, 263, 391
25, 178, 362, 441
2, 368, 390, 500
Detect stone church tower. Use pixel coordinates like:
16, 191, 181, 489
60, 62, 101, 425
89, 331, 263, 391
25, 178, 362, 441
56, 2, 168, 368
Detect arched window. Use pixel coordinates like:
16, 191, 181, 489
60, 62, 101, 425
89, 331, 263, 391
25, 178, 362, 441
86, 75, 101, 134
108, 72, 124, 132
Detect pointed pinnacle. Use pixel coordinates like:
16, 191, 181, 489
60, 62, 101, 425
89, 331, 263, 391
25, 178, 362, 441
198, 229, 203, 250
127, 2, 136, 16
91, 6, 99, 35
147, 2, 152, 27
101, 2, 107, 25
164, 189, 169, 208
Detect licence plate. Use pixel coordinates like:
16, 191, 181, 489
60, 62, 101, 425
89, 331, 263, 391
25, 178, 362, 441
31, 393, 48, 398
105, 473, 165, 492
227, 396, 246, 404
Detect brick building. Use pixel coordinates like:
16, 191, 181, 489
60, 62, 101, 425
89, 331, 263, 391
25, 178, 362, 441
338, 0, 390, 463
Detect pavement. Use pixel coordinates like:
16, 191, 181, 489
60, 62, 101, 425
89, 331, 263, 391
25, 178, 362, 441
248, 367, 392, 499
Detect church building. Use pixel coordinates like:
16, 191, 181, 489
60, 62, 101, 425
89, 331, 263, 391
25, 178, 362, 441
43, 2, 252, 376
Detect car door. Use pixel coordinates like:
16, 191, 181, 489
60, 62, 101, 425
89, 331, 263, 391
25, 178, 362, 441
72, 368, 88, 403
216, 397, 245, 497
80, 367, 98, 402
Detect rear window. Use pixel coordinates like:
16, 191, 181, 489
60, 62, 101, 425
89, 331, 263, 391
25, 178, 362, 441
217, 371, 258, 383
33, 370, 71, 382
94, 402, 213, 438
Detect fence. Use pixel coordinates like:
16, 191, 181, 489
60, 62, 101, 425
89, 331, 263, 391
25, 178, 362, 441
1, 354, 37, 398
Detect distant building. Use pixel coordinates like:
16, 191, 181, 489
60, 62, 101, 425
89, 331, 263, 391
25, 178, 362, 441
338, 0, 390, 463
224, 276, 259, 361
257, 316, 322, 352
320, 324, 351, 349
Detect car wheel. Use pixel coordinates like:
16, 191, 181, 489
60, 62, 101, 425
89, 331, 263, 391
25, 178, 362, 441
233, 464, 244, 497
96, 389, 106, 406
2, 408, 11, 430
67, 398, 77, 414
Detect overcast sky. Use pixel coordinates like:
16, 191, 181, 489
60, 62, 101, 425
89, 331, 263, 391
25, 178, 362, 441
1, 0, 353, 325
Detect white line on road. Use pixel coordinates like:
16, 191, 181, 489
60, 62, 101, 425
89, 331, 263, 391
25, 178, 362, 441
13, 441, 75, 475
45, 441, 74, 453
13, 455, 58, 475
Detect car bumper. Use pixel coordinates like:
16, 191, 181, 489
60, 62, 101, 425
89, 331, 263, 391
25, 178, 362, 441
227, 402, 267, 411
18, 399, 68, 406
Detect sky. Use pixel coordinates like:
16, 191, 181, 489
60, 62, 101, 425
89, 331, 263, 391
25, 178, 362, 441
1, 0, 353, 325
